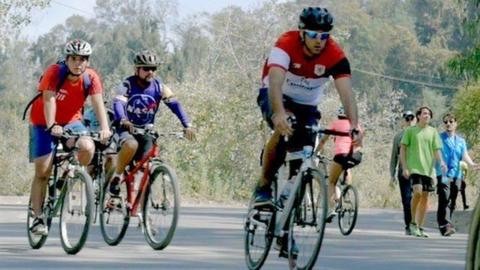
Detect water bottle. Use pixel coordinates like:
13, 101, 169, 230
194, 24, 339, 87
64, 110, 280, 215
278, 180, 294, 209
303, 145, 313, 158
133, 171, 143, 194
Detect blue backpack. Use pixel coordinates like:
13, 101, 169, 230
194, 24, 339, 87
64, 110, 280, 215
22, 61, 92, 120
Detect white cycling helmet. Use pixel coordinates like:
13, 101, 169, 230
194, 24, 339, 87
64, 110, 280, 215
64, 39, 92, 56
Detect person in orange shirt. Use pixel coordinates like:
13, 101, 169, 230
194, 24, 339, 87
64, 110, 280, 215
28, 39, 112, 236
316, 106, 363, 221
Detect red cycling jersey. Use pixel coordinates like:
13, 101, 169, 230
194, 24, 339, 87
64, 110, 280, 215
30, 64, 103, 126
261, 31, 351, 106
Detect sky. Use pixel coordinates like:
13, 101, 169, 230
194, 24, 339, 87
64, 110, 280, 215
21, 0, 278, 40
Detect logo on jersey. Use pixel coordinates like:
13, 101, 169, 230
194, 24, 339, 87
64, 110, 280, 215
314, 64, 326, 76
126, 94, 158, 125
293, 63, 302, 69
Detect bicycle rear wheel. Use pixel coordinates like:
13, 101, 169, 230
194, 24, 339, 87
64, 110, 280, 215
27, 196, 52, 249
143, 163, 180, 250
59, 168, 93, 254
244, 181, 277, 270
99, 176, 130, 246
338, 184, 358, 236
288, 168, 328, 270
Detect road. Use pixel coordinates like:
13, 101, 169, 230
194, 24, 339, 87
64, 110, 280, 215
0, 201, 468, 269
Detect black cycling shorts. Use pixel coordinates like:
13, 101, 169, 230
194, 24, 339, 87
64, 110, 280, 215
410, 174, 435, 192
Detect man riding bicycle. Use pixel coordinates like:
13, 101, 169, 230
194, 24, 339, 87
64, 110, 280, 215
254, 7, 362, 207
28, 39, 112, 236
108, 50, 195, 196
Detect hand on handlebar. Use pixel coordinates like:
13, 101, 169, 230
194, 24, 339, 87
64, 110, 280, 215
350, 128, 363, 147
272, 111, 293, 137
98, 129, 112, 144
50, 124, 64, 137
121, 119, 135, 134
183, 127, 196, 141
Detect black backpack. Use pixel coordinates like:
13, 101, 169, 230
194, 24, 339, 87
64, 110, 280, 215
22, 61, 92, 120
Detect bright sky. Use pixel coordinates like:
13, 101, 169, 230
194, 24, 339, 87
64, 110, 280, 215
21, 0, 276, 40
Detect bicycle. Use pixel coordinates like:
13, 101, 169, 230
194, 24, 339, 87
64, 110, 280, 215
99, 125, 181, 250
27, 131, 94, 254
88, 133, 116, 223
244, 125, 349, 270
327, 168, 359, 236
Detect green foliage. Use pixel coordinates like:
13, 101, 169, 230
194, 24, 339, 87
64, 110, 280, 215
453, 85, 480, 145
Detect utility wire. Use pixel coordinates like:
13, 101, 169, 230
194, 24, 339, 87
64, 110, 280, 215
352, 68, 460, 90
51, 0, 95, 16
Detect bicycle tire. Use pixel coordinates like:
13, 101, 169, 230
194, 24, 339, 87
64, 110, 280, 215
59, 168, 94, 254
338, 185, 358, 236
143, 163, 180, 250
466, 198, 480, 270
27, 196, 52, 249
99, 175, 130, 246
288, 168, 328, 270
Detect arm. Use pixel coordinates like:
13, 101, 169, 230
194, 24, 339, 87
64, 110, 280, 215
43, 90, 63, 136
315, 134, 330, 154
162, 85, 195, 141
463, 151, 479, 169
434, 149, 447, 174
389, 134, 400, 181
90, 93, 112, 141
334, 77, 358, 128
399, 144, 409, 178
268, 66, 292, 136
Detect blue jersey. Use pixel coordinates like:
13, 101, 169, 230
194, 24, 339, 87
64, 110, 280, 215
436, 132, 467, 179
114, 76, 163, 126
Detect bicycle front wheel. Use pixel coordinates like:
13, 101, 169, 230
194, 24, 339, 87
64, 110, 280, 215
59, 168, 94, 254
288, 168, 328, 270
143, 163, 180, 250
99, 176, 130, 246
338, 185, 359, 236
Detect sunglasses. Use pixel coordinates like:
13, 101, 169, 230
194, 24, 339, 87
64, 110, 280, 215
404, 115, 414, 122
443, 120, 455, 124
141, 66, 157, 72
305, 30, 330, 40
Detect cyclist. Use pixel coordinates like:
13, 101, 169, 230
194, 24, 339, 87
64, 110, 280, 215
28, 39, 112, 235
316, 106, 363, 222
254, 7, 361, 208
389, 110, 416, 235
108, 50, 195, 196
436, 113, 478, 236
400, 106, 445, 238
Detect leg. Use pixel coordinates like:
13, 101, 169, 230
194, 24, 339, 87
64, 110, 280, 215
31, 154, 53, 217
449, 180, 459, 215
461, 180, 469, 209
436, 181, 450, 228
76, 136, 95, 166
327, 162, 344, 209
259, 130, 286, 187
398, 173, 412, 229
114, 138, 138, 175
410, 184, 423, 227
417, 192, 429, 227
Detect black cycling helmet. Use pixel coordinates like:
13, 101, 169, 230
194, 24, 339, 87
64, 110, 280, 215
298, 7, 334, 32
64, 39, 92, 56
133, 50, 159, 67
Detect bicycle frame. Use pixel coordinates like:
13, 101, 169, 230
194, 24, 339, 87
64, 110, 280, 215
123, 142, 159, 217
274, 146, 318, 237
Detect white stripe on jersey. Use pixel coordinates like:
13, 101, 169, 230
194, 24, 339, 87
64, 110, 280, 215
263, 47, 332, 106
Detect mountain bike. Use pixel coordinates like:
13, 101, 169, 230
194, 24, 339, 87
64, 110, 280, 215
27, 131, 94, 254
88, 133, 116, 223
244, 126, 349, 270
333, 169, 359, 236
99, 126, 181, 250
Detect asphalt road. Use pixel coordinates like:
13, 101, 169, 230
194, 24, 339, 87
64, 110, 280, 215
0, 202, 468, 269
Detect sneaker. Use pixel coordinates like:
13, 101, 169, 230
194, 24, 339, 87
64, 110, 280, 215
418, 227, 429, 238
108, 176, 121, 197
277, 236, 298, 259
30, 216, 48, 236
405, 226, 412, 236
440, 224, 456, 236
325, 209, 337, 223
409, 223, 420, 237
464, 204, 470, 210
253, 185, 273, 208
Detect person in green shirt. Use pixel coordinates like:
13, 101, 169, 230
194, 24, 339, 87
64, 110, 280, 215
389, 110, 416, 235
399, 106, 446, 238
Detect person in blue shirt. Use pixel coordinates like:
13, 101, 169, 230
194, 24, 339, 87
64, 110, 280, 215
108, 50, 195, 196
436, 113, 478, 236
